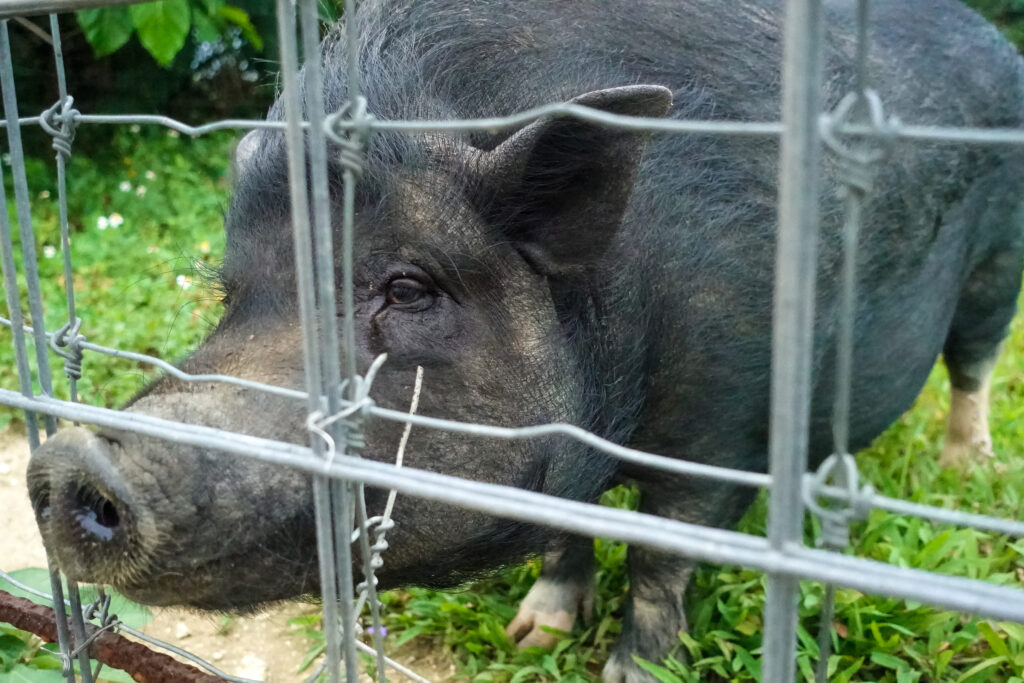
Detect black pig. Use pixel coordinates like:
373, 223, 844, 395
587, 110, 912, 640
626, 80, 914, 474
28, 0, 1024, 679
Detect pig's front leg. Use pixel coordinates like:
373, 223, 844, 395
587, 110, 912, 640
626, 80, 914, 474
507, 536, 594, 649
602, 481, 755, 682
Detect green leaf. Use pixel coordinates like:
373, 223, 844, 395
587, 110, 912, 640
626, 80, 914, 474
732, 644, 761, 680
832, 656, 864, 683
631, 656, 684, 683
217, 6, 264, 50
954, 656, 1007, 683
999, 621, 1024, 644
198, 0, 225, 13
977, 621, 1011, 658
92, 667, 140, 683
76, 8, 134, 57
130, 0, 191, 66
190, 9, 222, 44
391, 624, 426, 648
896, 667, 920, 683
0, 569, 150, 630
296, 642, 325, 673
0, 635, 26, 671
0, 668, 67, 683
0, 568, 54, 606
870, 651, 907, 670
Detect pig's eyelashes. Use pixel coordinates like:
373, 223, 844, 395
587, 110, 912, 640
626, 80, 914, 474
385, 277, 435, 311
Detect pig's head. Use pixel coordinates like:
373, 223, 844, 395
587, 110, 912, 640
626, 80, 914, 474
28, 82, 670, 610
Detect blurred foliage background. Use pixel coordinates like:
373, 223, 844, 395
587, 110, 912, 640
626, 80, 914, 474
4, 0, 1022, 128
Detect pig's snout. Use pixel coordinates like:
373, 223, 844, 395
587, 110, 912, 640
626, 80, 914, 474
28, 428, 141, 584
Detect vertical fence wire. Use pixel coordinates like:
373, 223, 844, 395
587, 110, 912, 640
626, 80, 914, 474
299, 0, 362, 679
274, 3, 344, 683
332, 0, 390, 678
762, 0, 825, 680
812, 2, 876, 680
0, 23, 55, 436
47, 13, 84, 406
0, 19, 83, 683
0, 106, 40, 452
44, 14, 97, 683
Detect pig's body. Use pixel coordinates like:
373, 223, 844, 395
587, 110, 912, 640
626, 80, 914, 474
28, 1, 1024, 680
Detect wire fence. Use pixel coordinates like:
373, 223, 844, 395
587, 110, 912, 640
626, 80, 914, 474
0, 1, 1023, 682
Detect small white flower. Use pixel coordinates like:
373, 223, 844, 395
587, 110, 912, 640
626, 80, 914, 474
119, 181, 132, 192
136, 185, 147, 197
38, 190, 50, 199
176, 274, 192, 290
130, 124, 141, 133
109, 212, 124, 228
97, 216, 109, 230
145, 170, 156, 180
43, 245, 56, 258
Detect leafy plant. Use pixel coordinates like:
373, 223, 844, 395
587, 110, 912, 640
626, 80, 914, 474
0, 569, 152, 683
366, 308, 1024, 681
77, 0, 262, 66
0, 125, 233, 429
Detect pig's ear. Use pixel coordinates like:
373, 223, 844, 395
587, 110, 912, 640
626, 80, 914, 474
480, 85, 672, 278
233, 129, 262, 172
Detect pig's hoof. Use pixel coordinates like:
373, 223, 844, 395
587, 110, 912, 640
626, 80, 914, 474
506, 577, 591, 649
939, 435, 995, 470
601, 652, 657, 683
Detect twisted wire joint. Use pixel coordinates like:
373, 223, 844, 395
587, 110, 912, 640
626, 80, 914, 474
39, 96, 80, 161
803, 452, 874, 551
820, 89, 899, 196
324, 96, 376, 178
50, 317, 86, 381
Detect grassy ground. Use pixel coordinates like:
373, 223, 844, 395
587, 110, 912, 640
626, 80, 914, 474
379, 333, 1024, 682
2, 129, 1024, 682
0, 125, 230, 428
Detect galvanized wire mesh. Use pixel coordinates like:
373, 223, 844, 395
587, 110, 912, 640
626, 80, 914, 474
1, 1, 1023, 682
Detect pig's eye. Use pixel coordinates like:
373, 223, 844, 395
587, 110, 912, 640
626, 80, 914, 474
386, 277, 433, 310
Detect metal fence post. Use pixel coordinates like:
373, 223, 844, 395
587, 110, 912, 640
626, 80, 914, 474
763, 0, 825, 680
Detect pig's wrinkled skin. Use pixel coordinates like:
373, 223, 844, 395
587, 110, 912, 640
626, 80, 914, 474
28, 1, 1024, 679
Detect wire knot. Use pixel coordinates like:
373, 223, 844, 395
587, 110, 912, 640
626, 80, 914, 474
306, 353, 387, 470
39, 96, 80, 161
50, 317, 86, 381
803, 452, 873, 551
820, 89, 898, 197
82, 589, 116, 627
325, 96, 375, 178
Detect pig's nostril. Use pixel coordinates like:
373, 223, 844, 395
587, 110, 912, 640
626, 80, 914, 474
32, 485, 52, 523
71, 485, 121, 542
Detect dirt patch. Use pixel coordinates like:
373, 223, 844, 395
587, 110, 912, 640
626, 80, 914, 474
0, 428, 454, 682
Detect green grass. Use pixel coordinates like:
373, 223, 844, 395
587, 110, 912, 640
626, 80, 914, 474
0, 125, 231, 429
356, 314, 1024, 682
2, 128, 1023, 682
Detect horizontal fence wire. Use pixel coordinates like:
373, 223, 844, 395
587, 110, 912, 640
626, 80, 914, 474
3, 388, 1024, 625
6, 316, 1024, 539
5, 109, 1024, 145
